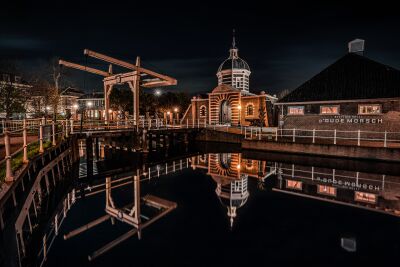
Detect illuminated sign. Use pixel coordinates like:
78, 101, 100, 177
319, 115, 383, 124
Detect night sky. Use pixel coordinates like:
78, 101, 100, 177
1, 1, 400, 96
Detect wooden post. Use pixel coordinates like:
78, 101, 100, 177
70, 118, 74, 134
23, 119, 28, 163
39, 122, 44, 153
52, 121, 56, 146
275, 128, 278, 141
357, 130, 361, 146
4, 128, 13, 182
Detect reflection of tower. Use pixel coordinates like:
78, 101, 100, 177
216, 174, 249, 228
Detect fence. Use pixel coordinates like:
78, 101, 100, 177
244, 127, 400, 149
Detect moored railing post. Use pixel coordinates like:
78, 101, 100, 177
383, 131, 387, 148
357, 130, 361, 146
292, 129, 296, 142
334, 129, 337, 145
312, 129, 315, 144
23, 119, 28, 163
4, 128, 13, 182
65, 119, 69, 138
275, 128, 278, 141
39, 122, 44, 153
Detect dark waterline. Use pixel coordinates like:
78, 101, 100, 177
43, 150, 400, 267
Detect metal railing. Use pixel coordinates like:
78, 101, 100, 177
244, 127, 400, 148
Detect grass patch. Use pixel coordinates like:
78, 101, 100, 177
0, 141, 52, 183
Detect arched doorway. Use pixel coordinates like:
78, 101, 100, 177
219, 100, 232, 124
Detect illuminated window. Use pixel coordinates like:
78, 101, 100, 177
358, 104, 381, 115
245, 159, 253, 169
200, 105, 207, 117
317, 185, 337, 196
246, 104, 254, 116
286, 180, 302, 190
354, 191, 377, 203
320, 105, 339, 115
288, 106, 304, 115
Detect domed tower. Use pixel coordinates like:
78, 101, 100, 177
217, 30, 251, 92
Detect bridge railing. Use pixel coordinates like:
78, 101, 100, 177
1, 118, 68, 184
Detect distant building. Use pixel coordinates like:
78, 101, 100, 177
0, 72, 32, 119
77, 92, 105, 120
275, 39, 400, 132
181, 34, 277, 126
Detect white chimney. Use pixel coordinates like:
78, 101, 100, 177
348, 39, 365, 55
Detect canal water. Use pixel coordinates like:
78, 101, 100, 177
43, 147, 400, 267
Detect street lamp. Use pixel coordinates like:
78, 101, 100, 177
154, 89, 162, 96
86, 101, 93, 108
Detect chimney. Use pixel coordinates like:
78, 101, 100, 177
348, 39, 365, 55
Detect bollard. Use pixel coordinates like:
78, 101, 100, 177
23, 119, 28, 163
52, 121, 56, 146
4, 128, 13, 182
39, 122, 44, 153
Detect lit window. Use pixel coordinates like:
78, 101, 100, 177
245, 159, 253, 169
317, 185, 337, 196
200, 105, 207, 117
288, 106, 304, 115
354, 191, 377, 203
320, 105, 339, 115
358, 104, 381, 115
246, 104, 254, 116
286, 180, 302, 190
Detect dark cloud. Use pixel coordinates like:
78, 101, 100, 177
1, 1, 400, 95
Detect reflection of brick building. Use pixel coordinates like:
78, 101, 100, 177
182, 35, 277, 126
275, 163, 400, 216
275, 39, 400, 133
191, 153, 273, 227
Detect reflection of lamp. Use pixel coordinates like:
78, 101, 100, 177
238, 105, 242, 126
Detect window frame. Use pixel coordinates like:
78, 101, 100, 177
286, 179, 303, 190
354, 191, 377, 204
317, 185, 337, 196
199, 105, 207, 117
358, 104, 382, 115
246, 103, 254, 117
320, 105, 340, 115
287, 106, 305, 115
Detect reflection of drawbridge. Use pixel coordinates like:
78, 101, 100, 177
63, 172, 177, 261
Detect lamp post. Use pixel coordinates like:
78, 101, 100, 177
173, 107, 179, 124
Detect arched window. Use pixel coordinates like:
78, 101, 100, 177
200, 105, 207, 117
246, 104, 254, 116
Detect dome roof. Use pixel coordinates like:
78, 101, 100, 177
217, 48, 250, 72
218, 57, 250, 72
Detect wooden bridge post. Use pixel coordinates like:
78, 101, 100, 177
86, 135, 93, 179
4, 128, 13, 182
39, 121, 44, 153
52, 121, 56, 146
23, 119, 28, 163
142, 130, 148, 152
70, 118, 74, 134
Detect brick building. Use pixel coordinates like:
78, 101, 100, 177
181, 34, 277, 126
275, 39, 400, 133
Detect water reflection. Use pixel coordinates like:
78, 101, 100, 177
192, 153, 400, 219
43, 151, 400, 266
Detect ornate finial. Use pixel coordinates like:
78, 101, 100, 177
232, 29, 236, 48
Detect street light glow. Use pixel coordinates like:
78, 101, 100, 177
174, 107, 178, 112
86, 101, 93, 107
155, 89, 162, 96
73, 104, 79, 109
167, 111, 170, 115
46, 106, 51, 111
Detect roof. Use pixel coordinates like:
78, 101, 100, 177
79, 92, 104, 99
278, 53, 400, 103
211, 84, 240, 94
